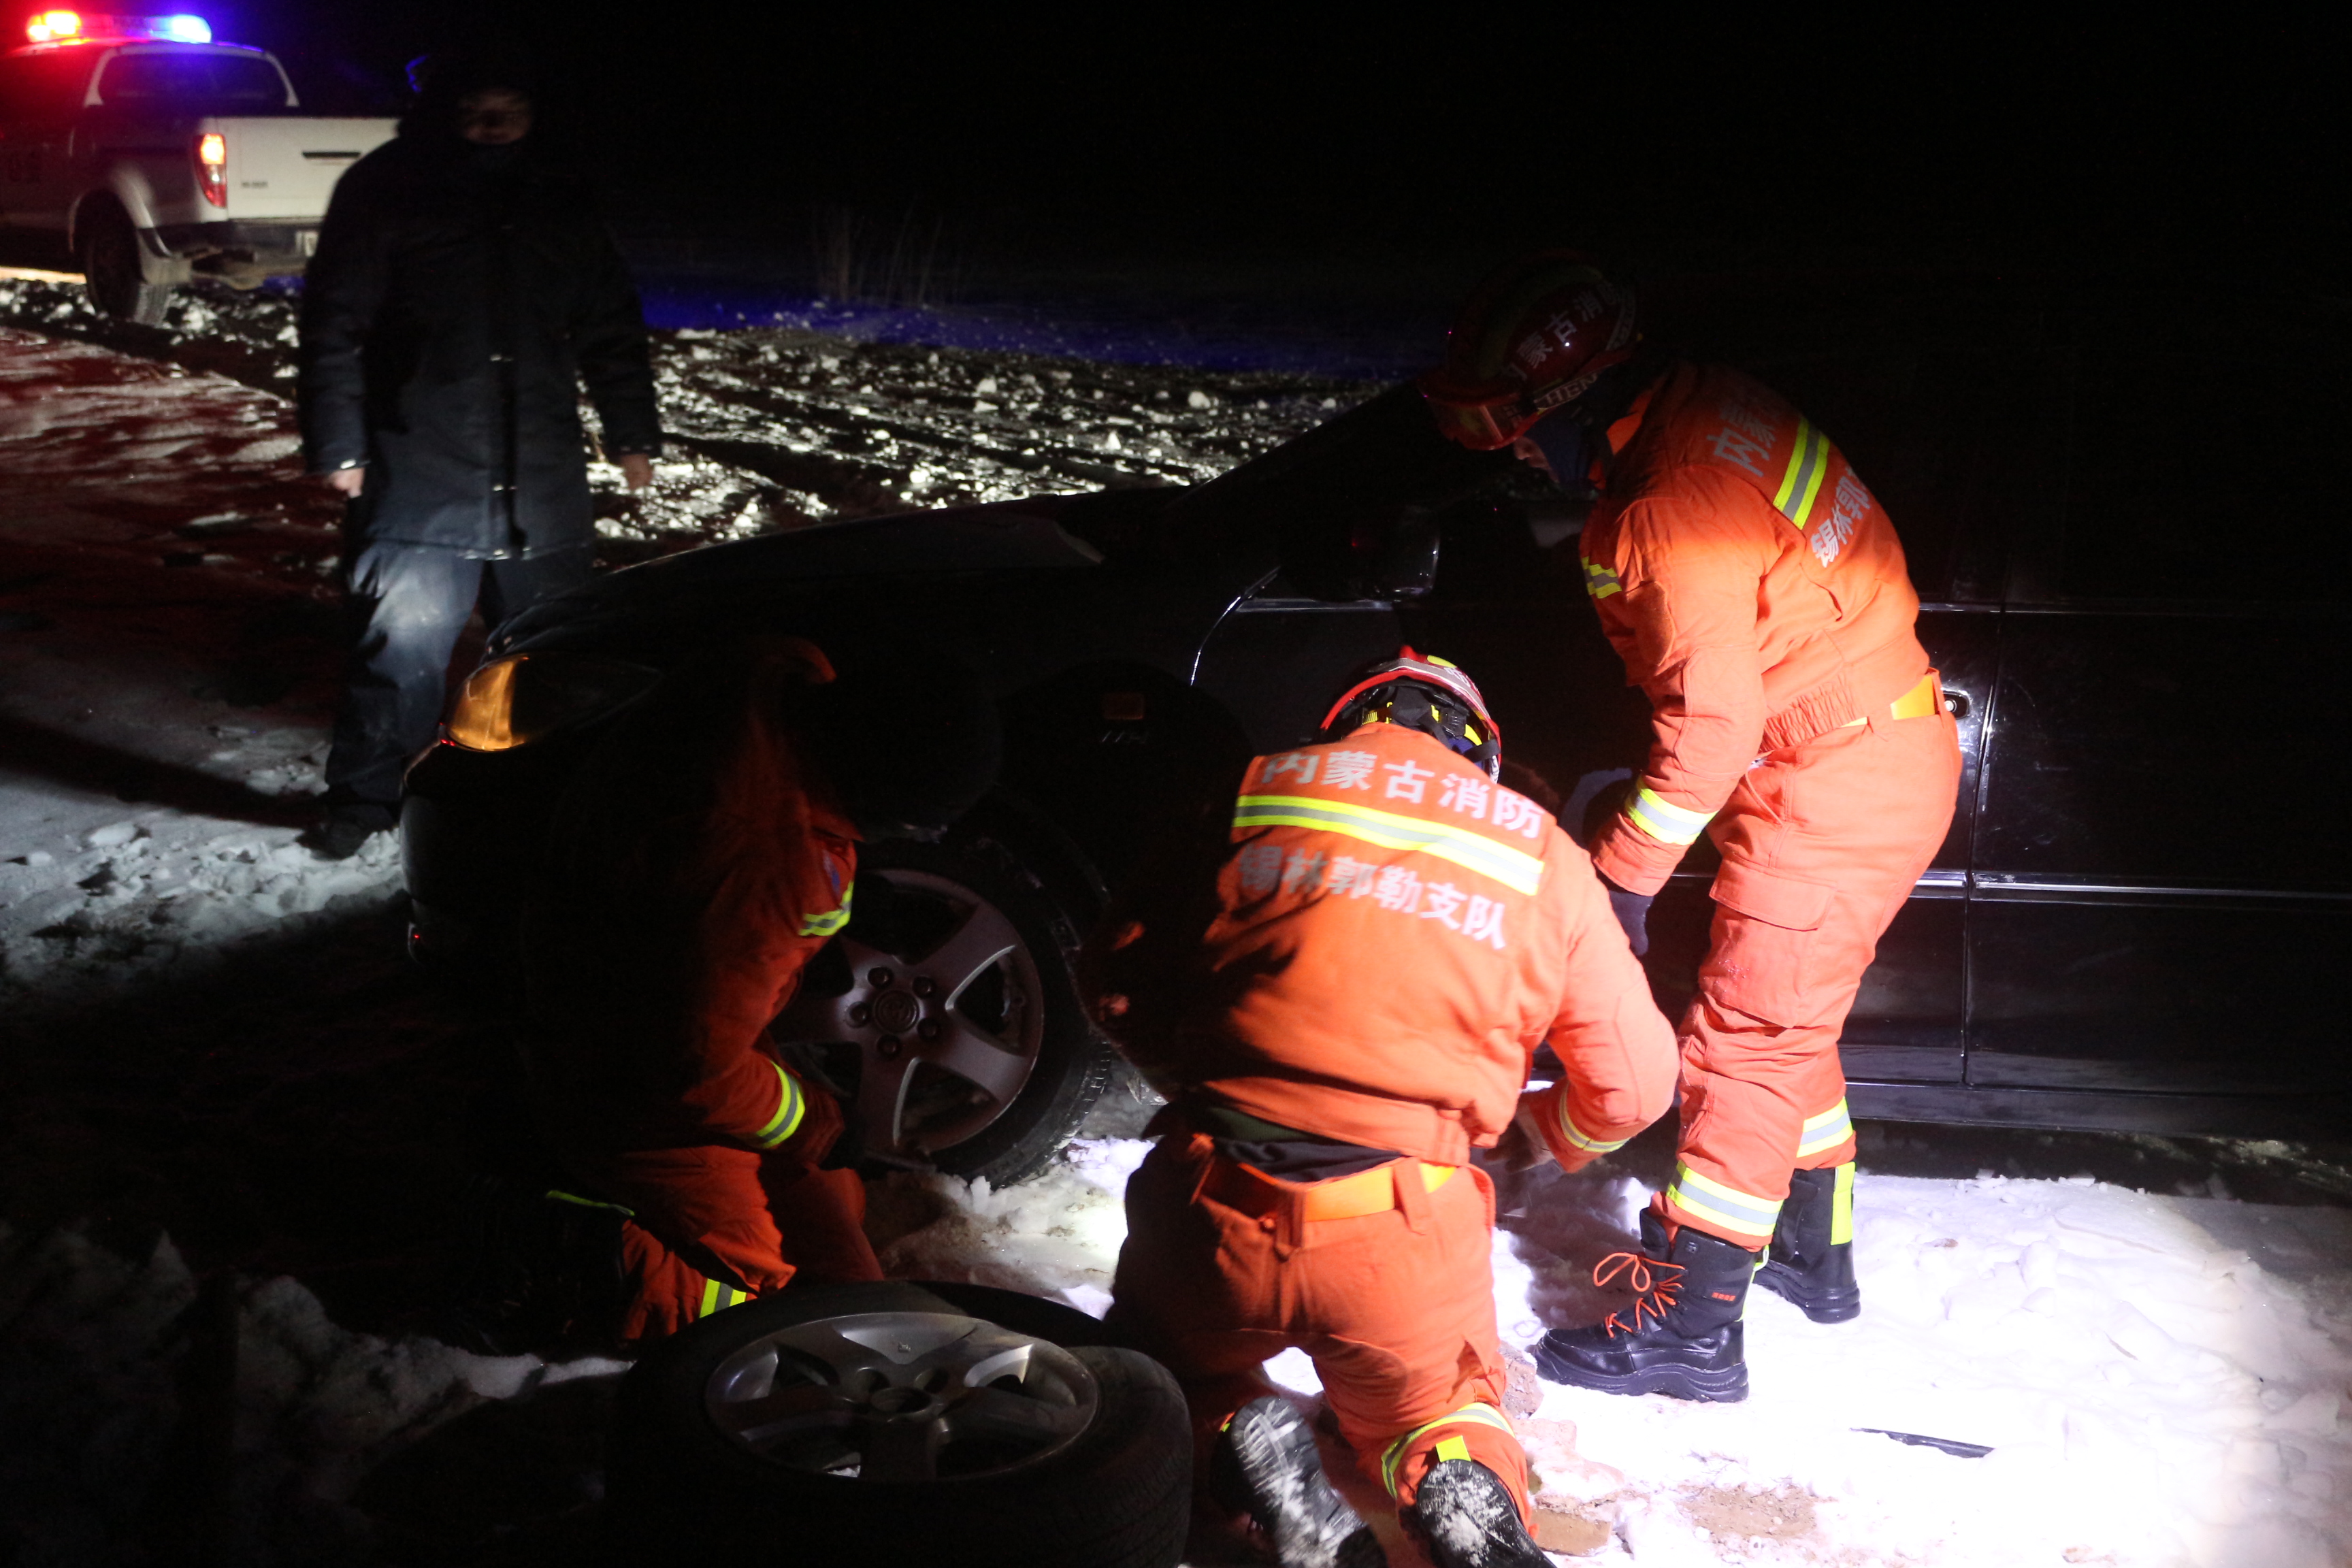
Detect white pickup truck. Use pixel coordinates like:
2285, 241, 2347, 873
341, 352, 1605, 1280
0, 14, 395, 321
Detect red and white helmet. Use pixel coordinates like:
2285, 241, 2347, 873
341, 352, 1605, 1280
1320, 647, 1501, 779
1418, 252, 1639, 451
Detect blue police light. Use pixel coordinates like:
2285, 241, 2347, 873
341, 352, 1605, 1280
156, 14, 212, 41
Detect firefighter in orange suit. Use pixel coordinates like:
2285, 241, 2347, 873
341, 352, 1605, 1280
1422, 255, 1963, 1402
1085, 651, 1677, 1568
454, 639, 1000, 1347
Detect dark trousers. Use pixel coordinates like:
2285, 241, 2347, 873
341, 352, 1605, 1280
324, 540, 592, 811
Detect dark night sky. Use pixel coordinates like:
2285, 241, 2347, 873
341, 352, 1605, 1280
21, 3, 2350, 284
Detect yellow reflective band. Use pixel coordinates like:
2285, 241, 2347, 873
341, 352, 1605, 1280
1831, 1160, 1856, 1246
696, 1277, 751, 1319
753, 1060, 807, 1149
1623, 786, 1714, 847
1795, 1098, 1854, 1158
1772, 418, 1831, 529
1581, 557, 1622, 599
1379, 1402, 1516, 1497
1667, 1164, 1782, 1239
1556, 1098, 1630, 1156
1232, 794, 1545, 896
796, 881, 854, 939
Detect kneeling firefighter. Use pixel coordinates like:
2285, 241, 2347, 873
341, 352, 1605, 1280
458, 638, 1000, 1347
1085, 651, 1677, 1568
1422, 255, 1963, 1401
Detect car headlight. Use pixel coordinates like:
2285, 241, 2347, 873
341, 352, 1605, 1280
443, 653, 661, 751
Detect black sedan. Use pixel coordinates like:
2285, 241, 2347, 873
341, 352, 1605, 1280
403, 278, 2352, 1183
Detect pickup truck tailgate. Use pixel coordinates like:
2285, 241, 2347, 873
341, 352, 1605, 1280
207, 115, 394, 220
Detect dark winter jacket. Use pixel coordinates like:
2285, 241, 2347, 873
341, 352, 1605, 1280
296, 132, 661, 559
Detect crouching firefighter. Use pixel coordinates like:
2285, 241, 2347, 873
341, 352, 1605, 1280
448, 638, 1002, 1348
1422, 253, 1963, 1401
1085, 651, 1677, 1568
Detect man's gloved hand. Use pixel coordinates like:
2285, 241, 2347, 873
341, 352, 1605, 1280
1601, 873, 1654, 958
1489, 1092, 1556, 1173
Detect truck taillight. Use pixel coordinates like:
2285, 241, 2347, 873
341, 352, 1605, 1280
195, 131, 226, 208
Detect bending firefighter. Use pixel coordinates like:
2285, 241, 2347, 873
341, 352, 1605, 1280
1423, 255, 1962, 1401
1085, 651, 1676, 1568
448, 640, 1000, 1348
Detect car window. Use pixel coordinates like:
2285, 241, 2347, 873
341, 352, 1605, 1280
0, 50, 97, 121
96, 50, 290, 110
2044, 347, 2352, 605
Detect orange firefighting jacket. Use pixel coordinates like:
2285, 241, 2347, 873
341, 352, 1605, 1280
522, 643, 855, 1158
1088, 723, 1676, 1169
1579, 362, 1933, 896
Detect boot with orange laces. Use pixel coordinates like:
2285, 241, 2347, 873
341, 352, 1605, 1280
1533, 1207, 1752, 1402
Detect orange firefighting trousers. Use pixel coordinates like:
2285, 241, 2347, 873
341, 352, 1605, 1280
1110, 1130, 1531, 1525
1663, 702, 1961, 1247
570, 1084, 883, 1342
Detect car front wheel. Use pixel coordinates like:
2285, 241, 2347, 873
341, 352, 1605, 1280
771, 831, 1117, 1186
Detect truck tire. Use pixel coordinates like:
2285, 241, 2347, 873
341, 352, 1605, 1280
772, 829, 1118, 1187
606, 1281, 1189, 1568
77, 200, 173, 325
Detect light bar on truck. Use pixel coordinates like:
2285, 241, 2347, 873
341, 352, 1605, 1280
25, 12, 213, 43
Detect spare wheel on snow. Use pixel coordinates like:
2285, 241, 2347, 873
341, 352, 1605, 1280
606, 1281, 1189, 1568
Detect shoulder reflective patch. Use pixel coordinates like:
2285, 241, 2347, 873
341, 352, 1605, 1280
1772, 417, 1831, 530
797, 879, 854, 939
1232, 794, 1544, 895
1581, 556, 1622, 599
1624, 787, 1714, 847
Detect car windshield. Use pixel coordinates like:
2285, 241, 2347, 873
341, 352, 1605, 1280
97, 50, 288, 110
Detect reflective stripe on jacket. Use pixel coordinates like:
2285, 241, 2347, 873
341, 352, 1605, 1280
1578, 362, 1933, 894
1090, 724, 1676, 1166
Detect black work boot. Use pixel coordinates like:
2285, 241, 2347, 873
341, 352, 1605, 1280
304, 800, 395, 861
1533, 1208, 1753, 1402
1213, 1396, 1387, 1568
1408, 1459, 1549, 1568
438, 1177, 628, 1355
1755, 1162, 1861, 1323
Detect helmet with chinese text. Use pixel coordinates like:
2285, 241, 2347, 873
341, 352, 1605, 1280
1319, 647, 1501, 780
1419, 252, 1639, 451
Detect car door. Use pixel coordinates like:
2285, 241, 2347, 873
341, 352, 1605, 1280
1968, 320, 2352, 1097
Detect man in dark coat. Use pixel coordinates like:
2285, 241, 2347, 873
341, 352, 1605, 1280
297, 54, 661, 858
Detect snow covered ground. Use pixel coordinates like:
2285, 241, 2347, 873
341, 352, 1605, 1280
5, 278, 2352, 1567
885, 1142, 2352, 1568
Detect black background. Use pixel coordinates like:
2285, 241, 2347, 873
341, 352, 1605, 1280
24, 2, 2338, 289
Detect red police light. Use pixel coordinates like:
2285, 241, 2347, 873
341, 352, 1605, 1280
26, 10, 83, 41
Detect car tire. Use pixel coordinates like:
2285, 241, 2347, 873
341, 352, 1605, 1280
606, 1280, 1189, 1568
774, 830, 1118, 1188
76, 200, 173, 325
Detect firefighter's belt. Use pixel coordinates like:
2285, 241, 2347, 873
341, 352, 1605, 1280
1839, 672, 1942, 730
1207, 1156, 1457, 1223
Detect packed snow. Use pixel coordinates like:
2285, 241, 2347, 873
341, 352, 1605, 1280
5, 278, 2352, 1567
